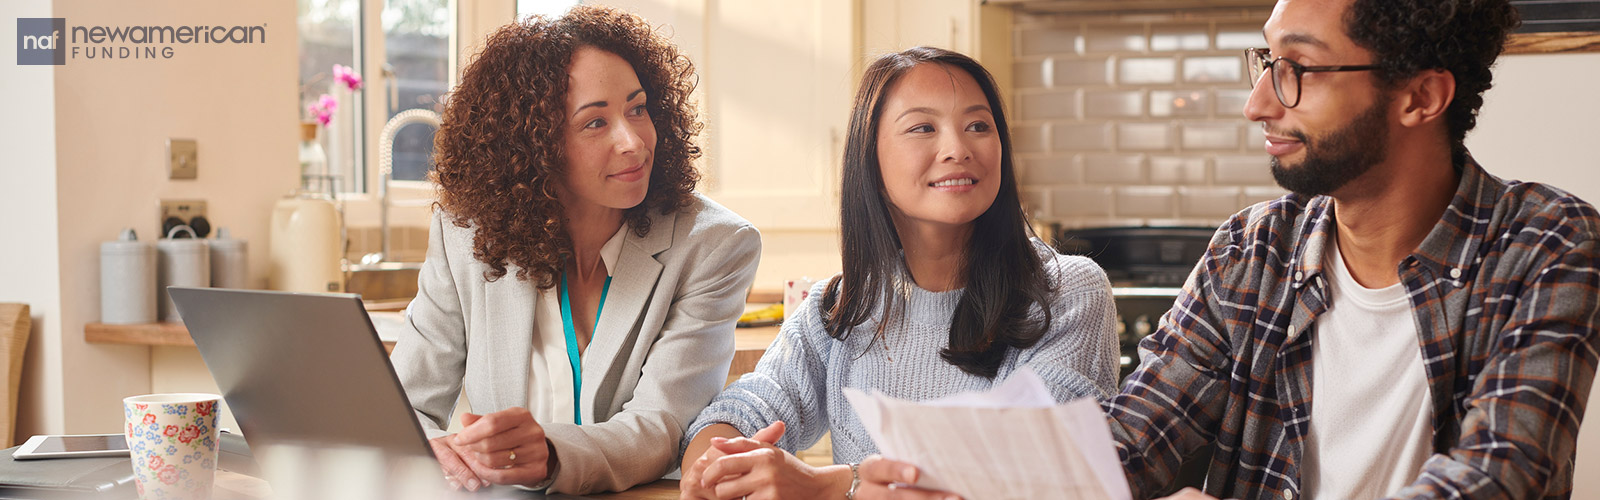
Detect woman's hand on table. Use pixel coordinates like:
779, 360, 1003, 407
431, 407, 556, 491
680, 421, 786, 499
854, 455, 960, 500
698, 421, 853, 500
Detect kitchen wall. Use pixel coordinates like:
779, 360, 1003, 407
4, 0, 300, 436
1, 0, 64, 441
1008, 8, 1282, 230
1467, 52, 1600, 204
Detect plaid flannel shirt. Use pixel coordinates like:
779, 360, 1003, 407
1103, 158, 1600, 499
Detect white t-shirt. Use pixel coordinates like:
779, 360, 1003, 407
525, 224, 628, 425
1301, 240, 1435, 499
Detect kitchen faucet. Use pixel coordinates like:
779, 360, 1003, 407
375, 108, 442, 263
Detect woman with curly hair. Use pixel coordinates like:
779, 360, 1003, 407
678, 47, 1119, 500
388, 5, 760, 494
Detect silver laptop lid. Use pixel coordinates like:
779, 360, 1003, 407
168, 287, 434, 460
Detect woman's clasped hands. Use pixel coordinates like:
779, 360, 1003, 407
427, 407, 556, 491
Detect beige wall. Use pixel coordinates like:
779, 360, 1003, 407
33, 0, 299, 433
1468, 52, 1600, 205
1, 0, 65, 441
1466, 50, 1600, 500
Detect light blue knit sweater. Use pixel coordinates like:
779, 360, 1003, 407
684, 242, 1121, 464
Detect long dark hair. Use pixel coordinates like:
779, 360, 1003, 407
819, 46, 1053, 378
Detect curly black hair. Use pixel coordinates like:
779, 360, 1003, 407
1343, 0, 1520, 167
431, 6, 701, 288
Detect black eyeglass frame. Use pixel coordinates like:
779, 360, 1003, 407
1245, 48, 1383, 108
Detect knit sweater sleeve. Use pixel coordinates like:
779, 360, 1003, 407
1021, 251, 1123, 401
682, 278, 836, 456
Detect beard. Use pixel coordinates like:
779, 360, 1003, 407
1269, 95, 1391, 196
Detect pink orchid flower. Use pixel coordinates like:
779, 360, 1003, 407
318, 94, 339, 113
308, 93, 338, 126
333, 64, 364, 91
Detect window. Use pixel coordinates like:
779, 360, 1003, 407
297, 0, 451, 190
382, 0, 450, 182
297, 0, 363, 193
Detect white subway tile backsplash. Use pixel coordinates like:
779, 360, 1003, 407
1182, 123, 1241, 150
1012, 12, 1270, 226
1084, 90, 1144, 118
1019, 91, 1080, 120
1015, 58, 1050, 89
1215, 155, 1274, 184
1117, 123, 1172, 150
1052, 123, 1113, 152
1118, 57, 1176, 84
1021, 188, 1051, 217
1051, 186, 1114, 217
1183, 56, 1242, 83
1150, 156, 1207, 184
1242, 186, 1290, 206
1085, 24, 1147, 52
1115, 186, 1177, 217
1018, 26, 1083, 56
1151, 24, 1208, 51
1244, 124, 1265, 152
1020, 156, 1083, 185
1014, 125, 1048, 153
1179, 186, 1244, 217
1216, 23, 1268, 50
1150, 90, 1210, 117
1215, 89, 1252, 117
1054, 58, 1112, 86
1084, 154, 1145, 184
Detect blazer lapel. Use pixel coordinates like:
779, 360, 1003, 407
579, 212, 676, 422
484, 265, 538, 410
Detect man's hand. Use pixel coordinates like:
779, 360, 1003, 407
1157, 487, 1224, 500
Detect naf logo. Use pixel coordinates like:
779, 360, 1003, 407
17, 18, 66, 65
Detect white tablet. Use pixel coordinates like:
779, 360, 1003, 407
13, 434, 130, 460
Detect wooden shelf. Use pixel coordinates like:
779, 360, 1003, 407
85, 321, 399, 350
86, 321, 196, 347
87, 321, 780, 379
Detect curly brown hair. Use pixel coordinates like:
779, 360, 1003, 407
430, 5, 702, 287
1344, 0, 1520, 167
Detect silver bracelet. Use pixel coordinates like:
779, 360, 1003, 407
845, 462, 861, 500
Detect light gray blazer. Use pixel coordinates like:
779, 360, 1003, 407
390, 194, 761, 494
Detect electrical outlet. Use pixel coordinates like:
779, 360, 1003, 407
167, 138, 197, 180
159, 199, 209, 238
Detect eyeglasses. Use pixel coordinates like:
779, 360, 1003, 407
1246, 48, 1382, 108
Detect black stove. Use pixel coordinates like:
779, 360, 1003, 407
1055, 226, 1215, 380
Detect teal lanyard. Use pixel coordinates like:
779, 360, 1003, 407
558, 273, 610, 425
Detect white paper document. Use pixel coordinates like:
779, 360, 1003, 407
843, 367, 1132, 500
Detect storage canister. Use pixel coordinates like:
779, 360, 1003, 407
157, 225, 210, 322
100, 228, 157, 324
210, 227, 248, 289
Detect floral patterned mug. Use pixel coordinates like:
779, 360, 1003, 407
123, 393, 222, 500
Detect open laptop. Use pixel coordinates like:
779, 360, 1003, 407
169, 287, 591, 499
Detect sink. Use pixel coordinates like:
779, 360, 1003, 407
345, 262, 421, 306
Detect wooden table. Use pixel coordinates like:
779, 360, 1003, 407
587, 479, 679, 499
